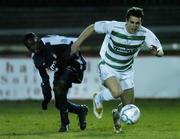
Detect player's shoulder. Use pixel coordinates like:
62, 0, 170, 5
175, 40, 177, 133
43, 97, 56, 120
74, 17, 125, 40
42, 35, 59, 39
61, 36, 77, 42
41, 35, 77, 45
41, 35, 59, 43
137, 26, 157, 39
111, 20, 124, 24
110, 20, 125, 26
109, 21, 125, 30
96, 20, 124, 25
138, 25, 154, 35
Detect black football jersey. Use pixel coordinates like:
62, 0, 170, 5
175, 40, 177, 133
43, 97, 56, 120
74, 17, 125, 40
32, 35, 86, 83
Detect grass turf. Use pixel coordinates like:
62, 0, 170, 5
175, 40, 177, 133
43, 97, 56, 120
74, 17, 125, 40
0, 99, 180, 139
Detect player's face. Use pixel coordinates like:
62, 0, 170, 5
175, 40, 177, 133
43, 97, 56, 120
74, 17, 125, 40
126, 16, 142, 34
26, 37, 41, 53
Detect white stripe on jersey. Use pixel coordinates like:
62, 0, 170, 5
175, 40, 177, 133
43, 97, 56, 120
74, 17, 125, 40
110, 35, 144, 46
106, 45, 134, 60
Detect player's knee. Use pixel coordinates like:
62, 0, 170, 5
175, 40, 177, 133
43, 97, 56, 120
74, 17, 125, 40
111, 89, 122, 98
112, 90, 121, 98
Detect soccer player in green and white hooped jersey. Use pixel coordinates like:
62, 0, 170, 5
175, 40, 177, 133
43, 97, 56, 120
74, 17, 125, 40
70, 7, 164, 133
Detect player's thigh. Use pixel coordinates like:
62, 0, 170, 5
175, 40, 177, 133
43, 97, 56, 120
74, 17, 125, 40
104, 76, 122, 98
53, 70, 72, 89
99, 63, 123, 97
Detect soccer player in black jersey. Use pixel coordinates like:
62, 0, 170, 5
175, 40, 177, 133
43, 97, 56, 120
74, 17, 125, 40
23, 32, 88, 132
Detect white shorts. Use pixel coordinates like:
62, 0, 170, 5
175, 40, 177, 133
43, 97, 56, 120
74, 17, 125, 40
98, 61, 134, 91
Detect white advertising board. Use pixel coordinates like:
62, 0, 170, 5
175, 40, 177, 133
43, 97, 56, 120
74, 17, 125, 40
0, 57, 180, 100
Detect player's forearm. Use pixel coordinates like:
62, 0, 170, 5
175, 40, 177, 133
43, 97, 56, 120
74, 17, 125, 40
71, 24, 95, 55
38, 68, 50, 84
75, 24, 95, 47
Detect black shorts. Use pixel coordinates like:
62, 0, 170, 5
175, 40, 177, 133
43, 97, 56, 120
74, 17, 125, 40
53, 67, 84, 88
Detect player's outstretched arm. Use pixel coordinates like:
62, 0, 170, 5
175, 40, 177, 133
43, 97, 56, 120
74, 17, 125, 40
150, 45, 164, 57
38, 68, 52, 110
71, 24, 95, 55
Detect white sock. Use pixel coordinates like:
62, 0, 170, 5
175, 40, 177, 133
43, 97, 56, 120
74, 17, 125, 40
97, 88, 114, 104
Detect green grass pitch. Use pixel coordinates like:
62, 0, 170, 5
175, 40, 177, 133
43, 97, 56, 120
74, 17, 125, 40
0, 99, 180, 139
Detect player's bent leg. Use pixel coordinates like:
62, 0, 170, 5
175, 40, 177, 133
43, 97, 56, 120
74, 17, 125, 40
92, 88, 115, 119
104, 76, 123, 98
112, 88, 134, 133
53, 80, 70, 132
78, 105, 88, 130
59, 111, 69, 132
120, 88, 135, 106
53, 81, 68, 111
104, 77, 124, 133
112, 108, 122, 133
67, 101, 88, 130
93, 93, 103, 119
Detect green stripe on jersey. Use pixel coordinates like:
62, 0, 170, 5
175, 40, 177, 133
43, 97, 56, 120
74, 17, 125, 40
110, 37, 142, 49
105, 52, 133, 64
105, 60, 133, 71
112, 31, 145, 40
98, 60, 133, 72
108, 44, 138, 56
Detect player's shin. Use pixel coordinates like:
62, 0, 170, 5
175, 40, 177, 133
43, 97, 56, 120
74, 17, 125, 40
120, 88, 134, 105
59, 110, 69, 132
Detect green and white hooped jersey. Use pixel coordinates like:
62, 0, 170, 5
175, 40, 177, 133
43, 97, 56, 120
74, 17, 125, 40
94, 21, 162, 72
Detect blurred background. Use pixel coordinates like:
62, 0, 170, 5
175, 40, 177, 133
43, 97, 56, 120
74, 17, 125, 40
0, 0, 180, 100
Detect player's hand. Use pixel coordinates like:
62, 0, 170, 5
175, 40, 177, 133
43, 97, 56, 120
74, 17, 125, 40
150, 45, 164, 57
156, 47, 164, 57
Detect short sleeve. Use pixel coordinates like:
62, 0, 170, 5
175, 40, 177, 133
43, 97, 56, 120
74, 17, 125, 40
94, 21, 112, 34
144, 30, 162, 49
